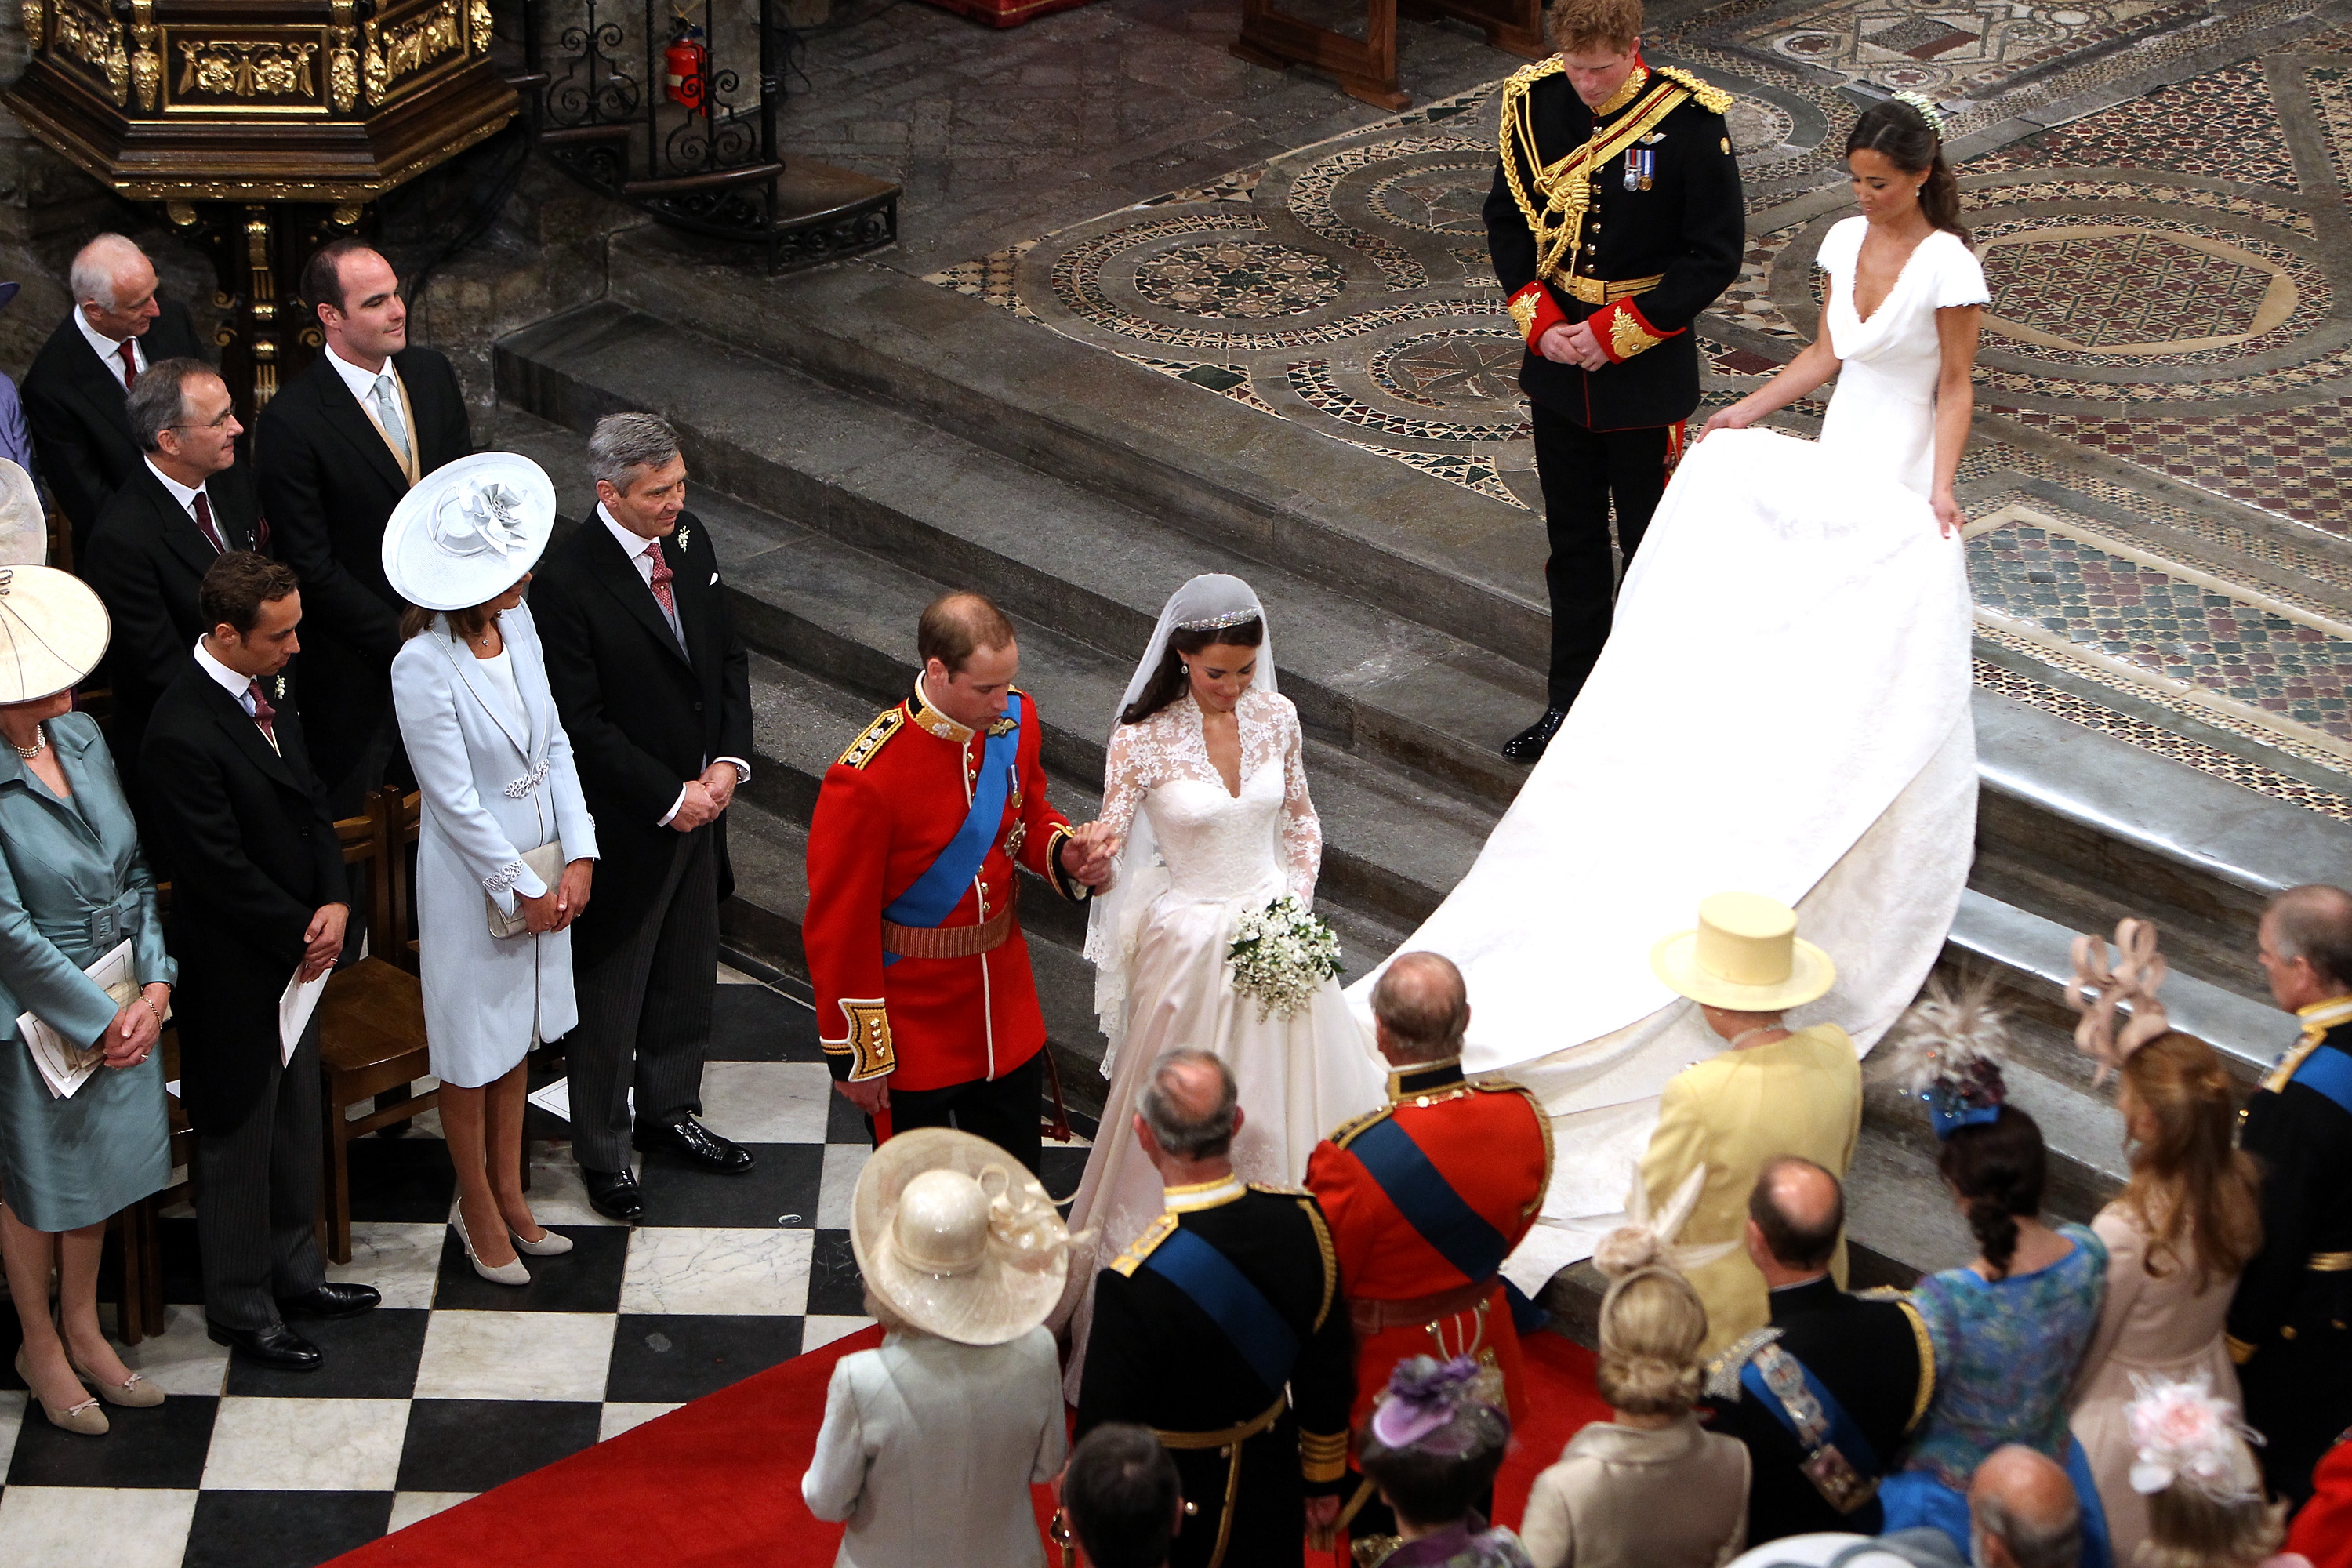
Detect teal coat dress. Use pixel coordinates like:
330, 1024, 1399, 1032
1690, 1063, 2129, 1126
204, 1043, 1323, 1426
0, 713, 176, 1231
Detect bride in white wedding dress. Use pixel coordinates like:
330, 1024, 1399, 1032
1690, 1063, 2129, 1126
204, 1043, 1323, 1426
1056, 574, 1385, 1382
1356, 96, 1991, 1291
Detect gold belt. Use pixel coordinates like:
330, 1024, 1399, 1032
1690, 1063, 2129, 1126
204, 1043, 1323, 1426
1563, 272, 1664, 306
2311, 1251, 2352, 1272
880, 886, 1016, 960
1155, 1393, 1287, 1568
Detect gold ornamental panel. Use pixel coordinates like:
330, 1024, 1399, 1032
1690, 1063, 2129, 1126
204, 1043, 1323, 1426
363, 0, 468, 107
50, 0, 128, 104
164, 31, 329, 114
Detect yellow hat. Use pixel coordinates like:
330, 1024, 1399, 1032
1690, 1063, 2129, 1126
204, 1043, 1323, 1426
1649, 891, 1836, 1011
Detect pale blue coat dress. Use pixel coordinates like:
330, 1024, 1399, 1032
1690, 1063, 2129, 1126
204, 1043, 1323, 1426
390, 603, 597, 1089
0, 714, 175, 1231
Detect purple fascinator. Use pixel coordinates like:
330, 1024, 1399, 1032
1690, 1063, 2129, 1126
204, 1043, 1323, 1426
1881, 976, 2011, 1141
1370, 1356, 1488, 1450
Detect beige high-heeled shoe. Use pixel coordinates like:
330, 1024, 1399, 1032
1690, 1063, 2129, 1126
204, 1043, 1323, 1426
66, 1349, 165, 1408
456, 1213, 530, 1286
508, 1225, 573, 1258
14, 1345, 107, 1435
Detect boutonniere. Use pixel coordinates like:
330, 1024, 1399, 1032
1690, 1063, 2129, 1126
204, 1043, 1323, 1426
272, 675, 286, 701
676, 527, 693, 552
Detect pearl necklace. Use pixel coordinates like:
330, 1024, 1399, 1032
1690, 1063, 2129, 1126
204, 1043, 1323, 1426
10, 725, 43, 760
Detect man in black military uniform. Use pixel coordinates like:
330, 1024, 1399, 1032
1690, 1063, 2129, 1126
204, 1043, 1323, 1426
1076, 1048, 1355, 1568
1701, 1158, 1932, 1544
1484, 0, 1745, 760
2230, 883, 2352, 1505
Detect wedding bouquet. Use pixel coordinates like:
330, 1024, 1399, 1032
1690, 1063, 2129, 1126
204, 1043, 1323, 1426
1227, 895, 1342, 1021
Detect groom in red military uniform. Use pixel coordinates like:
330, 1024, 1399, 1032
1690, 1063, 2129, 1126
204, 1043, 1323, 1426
1305, 952, 1552, 1552
804, 591, 1114, 1174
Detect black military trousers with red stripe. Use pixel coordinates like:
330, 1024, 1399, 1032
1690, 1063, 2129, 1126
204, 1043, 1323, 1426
1530, 404, 1679, 707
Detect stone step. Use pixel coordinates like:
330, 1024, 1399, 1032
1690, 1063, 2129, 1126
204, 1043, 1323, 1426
496, 300, 1548, 808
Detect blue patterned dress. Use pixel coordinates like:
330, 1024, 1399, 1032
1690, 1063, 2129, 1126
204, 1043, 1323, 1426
1879, 1221, 2114, 1567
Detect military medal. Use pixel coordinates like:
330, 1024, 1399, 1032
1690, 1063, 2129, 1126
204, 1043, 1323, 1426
1624, 147, 1655, 191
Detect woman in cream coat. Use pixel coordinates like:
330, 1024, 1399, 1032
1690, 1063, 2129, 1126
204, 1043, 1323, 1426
387, 455, 597, 1285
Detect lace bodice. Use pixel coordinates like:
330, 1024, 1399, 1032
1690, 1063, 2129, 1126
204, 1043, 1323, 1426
1100, 688, 1320, 905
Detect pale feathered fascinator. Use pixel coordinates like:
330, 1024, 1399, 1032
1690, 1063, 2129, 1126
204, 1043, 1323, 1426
1595, 1165, 1740, 1280
2124, 1374, 2264, 1501
1881, 975, 2011, 1139
2067, 917, 2171, 1086
1892, 89, 1947, 137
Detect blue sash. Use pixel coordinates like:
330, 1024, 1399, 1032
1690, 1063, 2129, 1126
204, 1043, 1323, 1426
1741, 1352, 1880, 1478
880, 692, 1022, 968
1141, 1227, 1298, 1395
1348, 1117, 1512, 1283
2292, 1044, 2352, 1118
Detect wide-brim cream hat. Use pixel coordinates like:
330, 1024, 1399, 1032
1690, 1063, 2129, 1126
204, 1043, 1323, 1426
0, 459, 46, 568
380, 451, 557, 612
851, 1127, 1070, 1346
0, 565, 107, 703
1650, 890, 1836, 1011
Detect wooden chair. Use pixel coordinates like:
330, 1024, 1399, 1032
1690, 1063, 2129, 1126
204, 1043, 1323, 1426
317, 787, 434, 1265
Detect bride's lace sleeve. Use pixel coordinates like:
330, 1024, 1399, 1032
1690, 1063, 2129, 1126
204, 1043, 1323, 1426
1098, 718, 1159, 852
1276, 699, 1322, 903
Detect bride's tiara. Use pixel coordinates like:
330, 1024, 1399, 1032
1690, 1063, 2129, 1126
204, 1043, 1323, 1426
1176, 608, 1261, 631
1891, 89, 1947, 137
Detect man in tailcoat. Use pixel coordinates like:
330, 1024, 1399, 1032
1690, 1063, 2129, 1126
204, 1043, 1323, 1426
803, 590, 1112, 1176
21, 233, 203, 563
529, 412, 754, 1224
82, 358, 263, 833
252, 238, 470, 811
140, 553, 378, 1370
1304, 953, 1550, 1550
1701, 1159, 1933, 1544
1484, 0, 1744, 760
2230, 883, 2352, 1504
1077, 1050, 1356, 1568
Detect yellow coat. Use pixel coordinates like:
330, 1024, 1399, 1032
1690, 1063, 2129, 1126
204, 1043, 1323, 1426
1638, 1023, 1864, 1357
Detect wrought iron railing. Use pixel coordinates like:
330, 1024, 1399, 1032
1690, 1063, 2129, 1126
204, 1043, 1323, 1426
522, 0, 895, 270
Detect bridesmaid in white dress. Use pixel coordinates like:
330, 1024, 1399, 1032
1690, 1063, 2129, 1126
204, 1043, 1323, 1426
1355, 97, 1990, 1290
1058, 575, 1385, 1371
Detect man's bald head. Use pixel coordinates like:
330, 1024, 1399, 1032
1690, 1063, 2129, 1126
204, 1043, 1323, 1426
69, 233, 162, 339
916, 590, 1017, 676
1369, 952, 1469, 1065
2262, 884, 2352, 1011
1138, 1048, 1239, 1160
1969, 1446, 2080, 1568
1747, 1156, 1843, 1273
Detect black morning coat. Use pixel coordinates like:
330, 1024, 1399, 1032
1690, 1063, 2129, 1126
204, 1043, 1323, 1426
20, 300, 202, 550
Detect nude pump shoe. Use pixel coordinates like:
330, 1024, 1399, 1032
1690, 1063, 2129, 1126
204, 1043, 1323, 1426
508, 1225, 572, 1257
455, 1213, 530, 1286
15, 1345, 107, 1435
67, 1350, 165, 1407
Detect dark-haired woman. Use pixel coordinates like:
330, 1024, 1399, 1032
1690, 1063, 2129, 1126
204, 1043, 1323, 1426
1058, 574, 1383, 1384
1341, 99, 1984, 1242
2069, 1033, 2263, 1565
1879, 1105, 2116, 1567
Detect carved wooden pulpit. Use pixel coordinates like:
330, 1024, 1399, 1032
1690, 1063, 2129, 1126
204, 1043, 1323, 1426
7, 0, 519, 408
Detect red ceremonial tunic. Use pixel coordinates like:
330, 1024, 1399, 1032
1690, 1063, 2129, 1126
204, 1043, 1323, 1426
803, 680, 1085, 1092
1304, 1058, 1552, 1431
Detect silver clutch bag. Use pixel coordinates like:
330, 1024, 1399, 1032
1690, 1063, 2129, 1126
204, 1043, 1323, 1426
487, 841, 568, 939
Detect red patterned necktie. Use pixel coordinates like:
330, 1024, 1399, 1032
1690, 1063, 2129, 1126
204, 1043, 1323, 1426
246, 680, 276, 743
116, 340, 137, 390
646, 541, 677, 619
191, 491, 226, 554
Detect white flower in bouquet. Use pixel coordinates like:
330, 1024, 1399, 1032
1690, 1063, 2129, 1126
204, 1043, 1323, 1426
1227, 895, 1343, 1021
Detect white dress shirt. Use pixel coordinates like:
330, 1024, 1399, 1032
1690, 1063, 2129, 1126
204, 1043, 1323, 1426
192, 637, 277, 751
322, 341, 397, 405
75, 309, 144, 386
143, 458, 213, 532
593, 503, 749, 826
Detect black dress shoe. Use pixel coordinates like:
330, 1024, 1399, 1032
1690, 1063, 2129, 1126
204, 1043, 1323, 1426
633, 1116, 755, 1174
1501, 706, 1571, 763
584, 1164, 644, 1222
207, 1319, 322, 1372
276, 1282, 381, 1319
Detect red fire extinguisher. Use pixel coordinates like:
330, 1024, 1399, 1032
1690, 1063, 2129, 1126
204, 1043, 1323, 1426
663, 17, 707, 112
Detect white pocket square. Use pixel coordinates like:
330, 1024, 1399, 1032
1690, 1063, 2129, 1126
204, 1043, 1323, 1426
709, 573, 720, 585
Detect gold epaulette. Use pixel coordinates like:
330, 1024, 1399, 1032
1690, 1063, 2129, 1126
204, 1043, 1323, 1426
1896, 1298, 1936, 1432
1328, 1102, 1397, 1150
1654, 64, 1732, 114
1703, 1326, 1782, 1400
1298, 1196, 1339, 1330
835, 707, 903, 770
1856, 1285, 1911, 1302
1502, 53, 1564, 94
1475, 1076, 1555, 1212
1111, 1213, 1180, 1276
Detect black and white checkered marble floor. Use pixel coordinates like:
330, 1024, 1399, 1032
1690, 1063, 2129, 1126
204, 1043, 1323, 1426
0, 967, 1093, 1568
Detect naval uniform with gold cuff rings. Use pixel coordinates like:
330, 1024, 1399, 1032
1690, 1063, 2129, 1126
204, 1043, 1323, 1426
1483, 54, 1744, 711
802, 677, 1092, 1176
1074, 1174, 1356, 1568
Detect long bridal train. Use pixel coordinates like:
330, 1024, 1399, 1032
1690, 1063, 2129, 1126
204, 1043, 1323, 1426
1352, 426, 1977, 1290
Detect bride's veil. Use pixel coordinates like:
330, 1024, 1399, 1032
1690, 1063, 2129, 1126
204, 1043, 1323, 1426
1083, 573, 1276, 1077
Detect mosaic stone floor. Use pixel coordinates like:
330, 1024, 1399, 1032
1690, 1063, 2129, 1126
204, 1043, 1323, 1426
926, 1, 2352, 816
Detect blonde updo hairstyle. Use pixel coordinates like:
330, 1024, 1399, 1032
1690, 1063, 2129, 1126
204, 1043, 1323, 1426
1595, 1267, 1708, 1416
2141, 1471, 2287, 1568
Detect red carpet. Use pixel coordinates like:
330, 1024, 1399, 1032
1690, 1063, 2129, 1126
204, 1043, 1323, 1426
332, 1328, 1608, 1566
